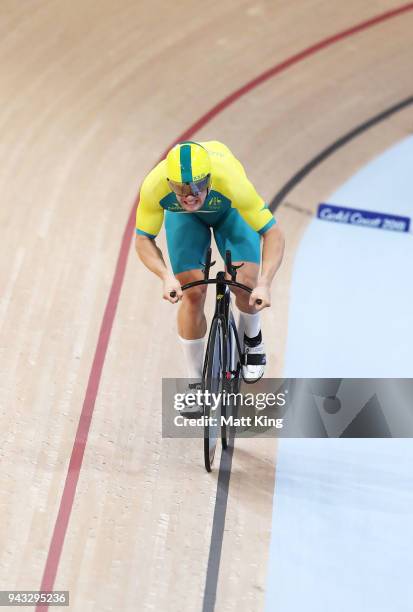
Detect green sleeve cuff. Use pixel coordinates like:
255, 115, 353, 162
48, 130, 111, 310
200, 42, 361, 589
136, 228, 157, 239
258, 217, 276, 235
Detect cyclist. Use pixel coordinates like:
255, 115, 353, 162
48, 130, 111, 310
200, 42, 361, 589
135, 141, 284, 383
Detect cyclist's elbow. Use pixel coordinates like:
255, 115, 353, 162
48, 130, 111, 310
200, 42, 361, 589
135, 233, 154, 256
264, 224, 284, 243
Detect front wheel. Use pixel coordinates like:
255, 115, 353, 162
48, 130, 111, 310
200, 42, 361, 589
221, 312, 241, 449
203, 317, 225, 472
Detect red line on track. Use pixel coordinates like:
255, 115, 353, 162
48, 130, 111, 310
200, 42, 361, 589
37, 3, 413, 608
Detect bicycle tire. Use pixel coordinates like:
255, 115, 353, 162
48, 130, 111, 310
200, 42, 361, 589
221, 312, 237, 449
203, 317, 224, 472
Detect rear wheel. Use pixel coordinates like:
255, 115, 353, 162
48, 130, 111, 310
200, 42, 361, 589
203, 317, 225, 472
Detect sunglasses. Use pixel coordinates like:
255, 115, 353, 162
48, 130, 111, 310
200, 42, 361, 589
167, 174, 211, 197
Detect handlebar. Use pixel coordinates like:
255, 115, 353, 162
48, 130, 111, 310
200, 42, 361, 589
170, 279, 262, 306
169, 248, 262, 305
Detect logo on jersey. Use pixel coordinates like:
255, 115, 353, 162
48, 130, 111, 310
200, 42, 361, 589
169, 203, 183, 211
207, 196, 222, 209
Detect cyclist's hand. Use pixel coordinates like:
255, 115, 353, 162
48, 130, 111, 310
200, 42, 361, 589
163, 275, 183, 304
249, 283, 271, 311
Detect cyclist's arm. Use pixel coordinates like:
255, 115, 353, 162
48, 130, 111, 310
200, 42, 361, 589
227, 164, 284, 307
247, 225, 284, 310
229, 179, 284, 283
259, 224, 285, 286
135, 175, 182, 302
135, 234, 168, 280
135, 236, 182, 303
135, 169, 166, 278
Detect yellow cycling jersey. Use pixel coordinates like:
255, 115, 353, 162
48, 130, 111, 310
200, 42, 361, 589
136, 141, 275, 238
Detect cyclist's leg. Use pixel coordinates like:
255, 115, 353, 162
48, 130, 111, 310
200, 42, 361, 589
214, 208, 265, 380
165, 211, 211, 379
175, 269, 207, 339
213, 207, 260, 312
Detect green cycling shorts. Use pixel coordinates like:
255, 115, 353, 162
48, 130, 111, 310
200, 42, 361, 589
165, 207, 261, 275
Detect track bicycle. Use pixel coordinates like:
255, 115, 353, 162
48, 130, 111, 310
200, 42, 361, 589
171, 248, 262, 472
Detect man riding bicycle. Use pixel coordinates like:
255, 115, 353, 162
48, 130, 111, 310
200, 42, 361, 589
135, 141, 285, 383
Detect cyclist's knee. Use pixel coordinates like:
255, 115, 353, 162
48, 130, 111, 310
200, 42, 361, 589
176, 270, 207, 308
183, 284, 207, 307
230, 262, 259, 291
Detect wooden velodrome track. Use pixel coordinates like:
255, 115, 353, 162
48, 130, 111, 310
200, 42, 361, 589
1, 1, 412, 610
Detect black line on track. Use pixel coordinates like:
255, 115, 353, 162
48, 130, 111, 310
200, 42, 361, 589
202, 93, 413, 612
282, 201, 313, 216
202, 438, 235, 612
270, 94, 413, 211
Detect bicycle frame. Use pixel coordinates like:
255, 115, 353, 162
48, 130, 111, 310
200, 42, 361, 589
209, 270, 242, 378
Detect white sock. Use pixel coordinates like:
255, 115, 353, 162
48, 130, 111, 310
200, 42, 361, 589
238, 311, 261, 339
178, 335, 205, 379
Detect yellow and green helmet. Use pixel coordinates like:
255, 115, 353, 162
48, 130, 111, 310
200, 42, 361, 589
166, 141, 212, 196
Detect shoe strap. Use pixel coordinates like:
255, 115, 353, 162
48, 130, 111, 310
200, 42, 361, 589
242, 353, 266, 366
